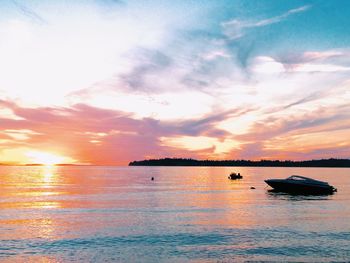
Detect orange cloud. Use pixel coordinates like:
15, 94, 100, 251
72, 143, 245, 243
1, 98, 349, 165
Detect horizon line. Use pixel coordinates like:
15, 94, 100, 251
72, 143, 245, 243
1, 157, 350, 167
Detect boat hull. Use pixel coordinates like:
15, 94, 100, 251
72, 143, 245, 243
265, 179, 336, 194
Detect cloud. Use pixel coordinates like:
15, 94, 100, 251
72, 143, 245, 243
222, 5, 311, 40
293, 63, 350, 73
0, 100, 243, 164
119, 49, 173, 92
282, 92, 328, 110
1, 2, 350, 163
276, 49, 350, 71
174, 107, 255, 137
11, 0, 47, 24
234, 102, 350, 159
0, 0, 204, 106
302, 51, 344, 62
253, 5, 311, 27
1, 129, 40, 140
2, 72, 350, 164
250, 56, 285, 75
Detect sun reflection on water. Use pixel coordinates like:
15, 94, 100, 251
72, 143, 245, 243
42, 165, 56, 184
34, 166, 62, 209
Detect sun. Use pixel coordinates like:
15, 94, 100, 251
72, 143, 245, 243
26, 151, 66, 166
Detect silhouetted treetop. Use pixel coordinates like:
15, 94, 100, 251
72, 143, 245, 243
129, 158, 350, 167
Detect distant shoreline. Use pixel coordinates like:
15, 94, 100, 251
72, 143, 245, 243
129, 158, 350, 168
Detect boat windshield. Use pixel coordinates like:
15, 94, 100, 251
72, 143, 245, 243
287, 175, 308, 180
287, 175, 328, 185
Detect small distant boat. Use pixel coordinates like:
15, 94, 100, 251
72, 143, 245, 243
228, 172, 243, 180
265, 175, 337, 194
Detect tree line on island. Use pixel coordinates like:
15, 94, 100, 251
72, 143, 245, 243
129, 158, 350, 167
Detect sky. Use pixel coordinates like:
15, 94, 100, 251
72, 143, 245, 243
0, 0, 350, 165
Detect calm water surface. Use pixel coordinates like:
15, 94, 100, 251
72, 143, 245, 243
0, 166, 349, 262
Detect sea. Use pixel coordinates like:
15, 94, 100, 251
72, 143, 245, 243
0, 166, 349, 262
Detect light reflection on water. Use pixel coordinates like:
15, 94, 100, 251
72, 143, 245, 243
0, 166, 349, 262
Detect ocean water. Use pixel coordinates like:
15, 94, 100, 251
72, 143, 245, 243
0, 166, 349, 262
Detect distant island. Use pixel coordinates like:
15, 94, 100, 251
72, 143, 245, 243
129, 158, 350, 167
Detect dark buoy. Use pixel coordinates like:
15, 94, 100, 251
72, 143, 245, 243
151, 177, 154, 181
250, 187, 255, 189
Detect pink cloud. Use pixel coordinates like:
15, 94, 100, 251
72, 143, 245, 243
1, 98, 349, 165
0, 100, 235, 165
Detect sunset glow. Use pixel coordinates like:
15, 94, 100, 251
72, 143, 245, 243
0, 1, 350, 165
0, 2, 350, 261
25, 151, 66, 166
